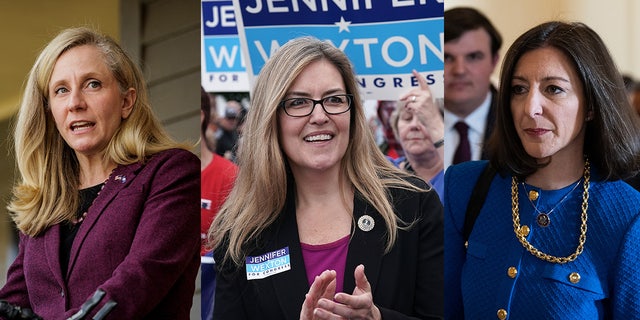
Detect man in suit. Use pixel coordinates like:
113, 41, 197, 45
443, 7, 502, 168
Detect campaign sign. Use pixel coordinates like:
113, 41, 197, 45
246, 247, 292, 280
232, 0, 444, 100
202, 0, 251, 92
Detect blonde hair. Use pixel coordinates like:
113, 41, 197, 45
209, 37, 421, 266
389, 102, 402, 142
9, 27, 186, 236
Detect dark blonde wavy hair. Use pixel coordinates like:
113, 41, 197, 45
208, 36, 423, 266
9, 27, 187, 236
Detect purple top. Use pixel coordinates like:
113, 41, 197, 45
301, 235, 350, 293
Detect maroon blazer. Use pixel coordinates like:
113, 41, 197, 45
0, 148, 200, 320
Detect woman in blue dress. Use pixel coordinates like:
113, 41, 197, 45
445, 21, 640, 319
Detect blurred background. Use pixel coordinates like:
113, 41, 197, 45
444, 0, 640, 84
0, 0, 200, 317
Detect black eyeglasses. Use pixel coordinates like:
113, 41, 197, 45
280, 94, 353, 117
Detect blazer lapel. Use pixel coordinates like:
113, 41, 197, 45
44, 224, 66, 289
263, 190, 385, 317
343, 193, 385, 294
66, 162, 143, 278
270, 196, 310, 320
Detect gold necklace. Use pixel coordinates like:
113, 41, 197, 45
511, 159, 590, 264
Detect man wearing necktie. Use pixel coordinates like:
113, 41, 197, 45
443, 7, 502, 167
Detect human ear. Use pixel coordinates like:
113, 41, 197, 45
121, 88, 136, 119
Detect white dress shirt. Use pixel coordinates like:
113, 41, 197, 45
443, 91, 492, 170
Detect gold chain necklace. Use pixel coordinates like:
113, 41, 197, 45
511, 159, 590, 264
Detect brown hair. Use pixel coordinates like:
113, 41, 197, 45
487, 21, 640, 180
445, 7, 502, 56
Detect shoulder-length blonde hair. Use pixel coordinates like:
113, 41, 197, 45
9, 27, 186, 236
209, 36, 421, 266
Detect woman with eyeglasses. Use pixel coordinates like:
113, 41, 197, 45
207, 37, 443, 319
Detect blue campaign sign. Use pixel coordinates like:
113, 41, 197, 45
204, 37, 245, 72
233, 0, 444, 100
201, 0, 250, 92
202, 0, 238, 36
239, 0, 441, 26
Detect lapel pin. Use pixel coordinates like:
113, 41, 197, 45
114, 175, 126, 183
357, 215, 375, 232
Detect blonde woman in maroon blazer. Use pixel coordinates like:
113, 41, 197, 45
0, 27, 200, 320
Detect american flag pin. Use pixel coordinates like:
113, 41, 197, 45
115, 175, 127, 183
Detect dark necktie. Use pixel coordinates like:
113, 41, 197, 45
453, 121, 471, 164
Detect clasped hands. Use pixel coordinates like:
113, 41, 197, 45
300, 264, 381, 320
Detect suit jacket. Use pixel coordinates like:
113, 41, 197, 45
479, 85, 498, 160
0, 148, 200, 320
213, 177, 444, 319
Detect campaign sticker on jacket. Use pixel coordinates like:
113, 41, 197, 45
246, 247, 291, 280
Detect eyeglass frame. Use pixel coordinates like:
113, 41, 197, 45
279, 94, 354, 117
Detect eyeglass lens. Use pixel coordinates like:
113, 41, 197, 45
282, 94, 351, 117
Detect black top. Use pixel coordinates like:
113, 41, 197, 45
60, 183, 103, 276
214, 176, 444, 319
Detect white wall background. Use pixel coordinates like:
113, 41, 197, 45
445, 0, 640, 84
120, 0, 201, 318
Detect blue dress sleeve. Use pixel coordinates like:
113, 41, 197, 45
612, 213, 640, 319
444, 161, 489, 320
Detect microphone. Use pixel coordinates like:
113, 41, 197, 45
67, 289, 117, 320
0, 300, 42, 320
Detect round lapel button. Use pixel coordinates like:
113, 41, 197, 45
357, 215, 375, 232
